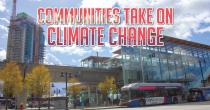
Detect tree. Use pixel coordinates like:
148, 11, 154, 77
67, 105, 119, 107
68, 77, 81, 96
0, 61, 23, 97
97, 76, 117, 105
0, 61, 23, 109
25, 65, 51, 98
98, 76, 117, 94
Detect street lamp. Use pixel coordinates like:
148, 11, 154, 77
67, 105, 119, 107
61, 72, 72, 110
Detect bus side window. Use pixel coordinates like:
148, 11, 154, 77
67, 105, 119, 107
159, 89, 164, 97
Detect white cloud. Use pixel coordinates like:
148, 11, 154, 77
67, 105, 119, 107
71, 59, 77, 63
49, 45, 90, 56
44, 53, 63, 65
105, 42, 120, 53
91, 46, 104, 52
0, 49, 6, 61
167, 10, 210, 39
0, 18, 9, 39
30, 0, 42, 2
0, 24, 8, 33
204, 17, 210, 23
70, 59, 81, 66
0, 0, 6, 12
81, 0, 210, 40
0, 18, 9, 24
81, 0, 116, 8
196, 26, 210, 33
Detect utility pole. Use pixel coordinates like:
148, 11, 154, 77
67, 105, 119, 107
61, 72, 71, 110
97, 52, 99, 68
65, 72, 68, 110
140, 47, 145, 82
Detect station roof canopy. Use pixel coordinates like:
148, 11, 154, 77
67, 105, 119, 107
164, 36, 210, 50
113, 36, 210, 54
113, 49, 121, 55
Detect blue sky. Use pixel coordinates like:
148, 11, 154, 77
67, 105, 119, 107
0, 0, 210, 66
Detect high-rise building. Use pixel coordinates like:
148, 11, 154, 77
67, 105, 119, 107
6, 0, 45, 64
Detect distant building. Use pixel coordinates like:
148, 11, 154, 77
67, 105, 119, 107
81, 56, 121, 69
6, 0, 44, 64
81, 56, 110, 68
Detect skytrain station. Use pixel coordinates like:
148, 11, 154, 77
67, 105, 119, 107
81, 35, 210, 88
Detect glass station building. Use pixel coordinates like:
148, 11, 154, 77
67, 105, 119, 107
113, 36, 210, 88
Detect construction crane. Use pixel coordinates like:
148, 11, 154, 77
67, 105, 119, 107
12, 0, 17, 19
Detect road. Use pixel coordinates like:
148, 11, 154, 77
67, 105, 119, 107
107, 101, 210, 110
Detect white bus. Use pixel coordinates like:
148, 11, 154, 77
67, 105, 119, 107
119, 83, 184, 107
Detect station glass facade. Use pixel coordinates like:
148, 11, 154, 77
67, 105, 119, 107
120, 37, 210, 88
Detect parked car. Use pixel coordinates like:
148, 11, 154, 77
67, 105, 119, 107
0, 98, 16, 109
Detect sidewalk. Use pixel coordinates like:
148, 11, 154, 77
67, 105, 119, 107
20, 105, 125, 110
70, 106, 125, 110
84, 106, 123, 110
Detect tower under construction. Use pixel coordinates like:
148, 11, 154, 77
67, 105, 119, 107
6, 0, 45, 64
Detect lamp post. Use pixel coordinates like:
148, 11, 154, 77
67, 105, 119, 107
61, 72, 72, 110
80, 89, 85, 109
112, 80, 121, 104
116, 80, 121, 103
48, 83, 55, 109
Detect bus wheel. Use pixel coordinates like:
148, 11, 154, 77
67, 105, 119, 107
140, 99, 145, 106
